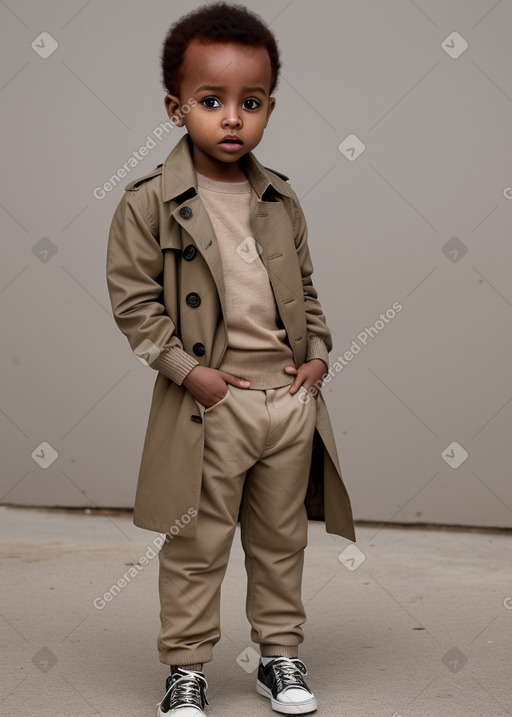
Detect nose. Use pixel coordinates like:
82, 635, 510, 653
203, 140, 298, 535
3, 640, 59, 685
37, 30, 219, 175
221, 104, 242, 129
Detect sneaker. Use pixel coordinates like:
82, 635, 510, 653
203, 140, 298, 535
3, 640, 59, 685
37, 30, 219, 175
256, 657, 317, 714
157, 667, 209, 716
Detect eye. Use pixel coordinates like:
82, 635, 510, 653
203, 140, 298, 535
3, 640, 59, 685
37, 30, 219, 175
242, 98, 261, 110
201, 96, 221, 109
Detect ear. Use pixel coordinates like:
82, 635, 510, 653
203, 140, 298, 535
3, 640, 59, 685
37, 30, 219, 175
164, 94, 185, 127
264, 96, 276, 127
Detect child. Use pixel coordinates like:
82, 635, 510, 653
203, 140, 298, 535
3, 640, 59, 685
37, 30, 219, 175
106, 3, 355, 714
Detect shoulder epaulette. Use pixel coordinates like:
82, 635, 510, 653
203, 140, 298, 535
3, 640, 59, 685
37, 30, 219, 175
125, 164, 163, 192
264, 166, 290, 182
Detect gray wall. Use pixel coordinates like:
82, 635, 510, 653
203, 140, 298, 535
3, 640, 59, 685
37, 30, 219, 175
2, 0, 511, 528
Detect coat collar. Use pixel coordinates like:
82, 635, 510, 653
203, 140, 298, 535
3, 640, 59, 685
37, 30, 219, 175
161, 133, 293, 203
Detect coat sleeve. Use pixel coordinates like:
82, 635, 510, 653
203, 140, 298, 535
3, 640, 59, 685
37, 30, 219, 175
289, 188, 333, 363
106, 188, 198, 381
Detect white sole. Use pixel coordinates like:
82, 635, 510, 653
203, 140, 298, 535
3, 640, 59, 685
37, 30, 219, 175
156, 703, 205, 716
256, 681, 318, 714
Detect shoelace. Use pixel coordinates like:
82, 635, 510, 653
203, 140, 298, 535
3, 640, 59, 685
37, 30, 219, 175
166, 668, 209, 708
271, 657, 309, 693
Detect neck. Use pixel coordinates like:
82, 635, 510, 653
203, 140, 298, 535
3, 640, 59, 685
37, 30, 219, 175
191, 147, 248, 182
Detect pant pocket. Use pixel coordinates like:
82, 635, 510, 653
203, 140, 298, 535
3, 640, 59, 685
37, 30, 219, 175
204, 387, 232, 413
297, 384, 316, 405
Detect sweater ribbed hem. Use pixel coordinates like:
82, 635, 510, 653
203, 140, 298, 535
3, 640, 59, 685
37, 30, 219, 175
217, 348, 296, 389
240, 373, 295, 389
149, 345, 199, 385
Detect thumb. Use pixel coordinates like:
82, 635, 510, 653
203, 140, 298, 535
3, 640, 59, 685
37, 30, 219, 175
285, 365, 300, 391
222, 372, 251, 388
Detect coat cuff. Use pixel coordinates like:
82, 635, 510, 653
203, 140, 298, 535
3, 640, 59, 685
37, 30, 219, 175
305, 335, 329, 369
149, 346, 199, 385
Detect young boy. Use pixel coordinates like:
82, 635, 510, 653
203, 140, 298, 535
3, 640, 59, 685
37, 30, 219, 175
106, 3, 355, 715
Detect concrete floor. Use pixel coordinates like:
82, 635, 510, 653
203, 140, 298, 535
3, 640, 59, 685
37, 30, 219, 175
0, 505, 511, 717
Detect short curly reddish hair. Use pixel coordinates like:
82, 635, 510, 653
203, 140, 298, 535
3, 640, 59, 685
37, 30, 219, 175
161, 2, 281, 97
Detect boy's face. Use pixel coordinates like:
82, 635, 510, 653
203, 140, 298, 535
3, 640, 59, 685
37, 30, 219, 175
165, 39, 276, 180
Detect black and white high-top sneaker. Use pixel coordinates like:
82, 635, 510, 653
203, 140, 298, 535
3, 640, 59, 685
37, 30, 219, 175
157, 667, 209, 716
256, 657, 317, 714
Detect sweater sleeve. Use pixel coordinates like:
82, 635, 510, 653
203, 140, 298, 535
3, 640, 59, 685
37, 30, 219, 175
305, 335, 329, 369
149, 346, 199, 385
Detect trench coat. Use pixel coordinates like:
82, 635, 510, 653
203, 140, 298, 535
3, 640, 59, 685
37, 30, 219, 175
106, 133, 355, 542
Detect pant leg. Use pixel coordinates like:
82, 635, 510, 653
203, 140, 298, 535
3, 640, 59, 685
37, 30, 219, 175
157, 386, 268, 666
239, 384, 318, 657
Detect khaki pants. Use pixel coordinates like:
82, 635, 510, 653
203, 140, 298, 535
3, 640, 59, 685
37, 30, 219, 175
157, 382, 318, 666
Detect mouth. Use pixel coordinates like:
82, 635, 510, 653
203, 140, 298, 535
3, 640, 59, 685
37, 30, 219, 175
219, 136, 244, 152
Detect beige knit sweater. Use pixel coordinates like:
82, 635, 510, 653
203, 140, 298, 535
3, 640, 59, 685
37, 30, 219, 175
151, 171, 328, 388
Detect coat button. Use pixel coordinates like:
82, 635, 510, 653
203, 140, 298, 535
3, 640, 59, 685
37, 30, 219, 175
191, 415, 203, 424
186, 292, 201, 308
193, 342, 205, 356
179, 206, 192, 219
182, 244, 197, 261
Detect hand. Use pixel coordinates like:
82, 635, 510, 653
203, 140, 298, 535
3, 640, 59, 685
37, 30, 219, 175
285, 359, 328, 401
182, 366, 250, 408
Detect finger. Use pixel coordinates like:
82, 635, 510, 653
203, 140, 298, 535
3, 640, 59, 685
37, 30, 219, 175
285, 365, 298, 374
222, 372, 250, 388
288, 377, 303, 394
